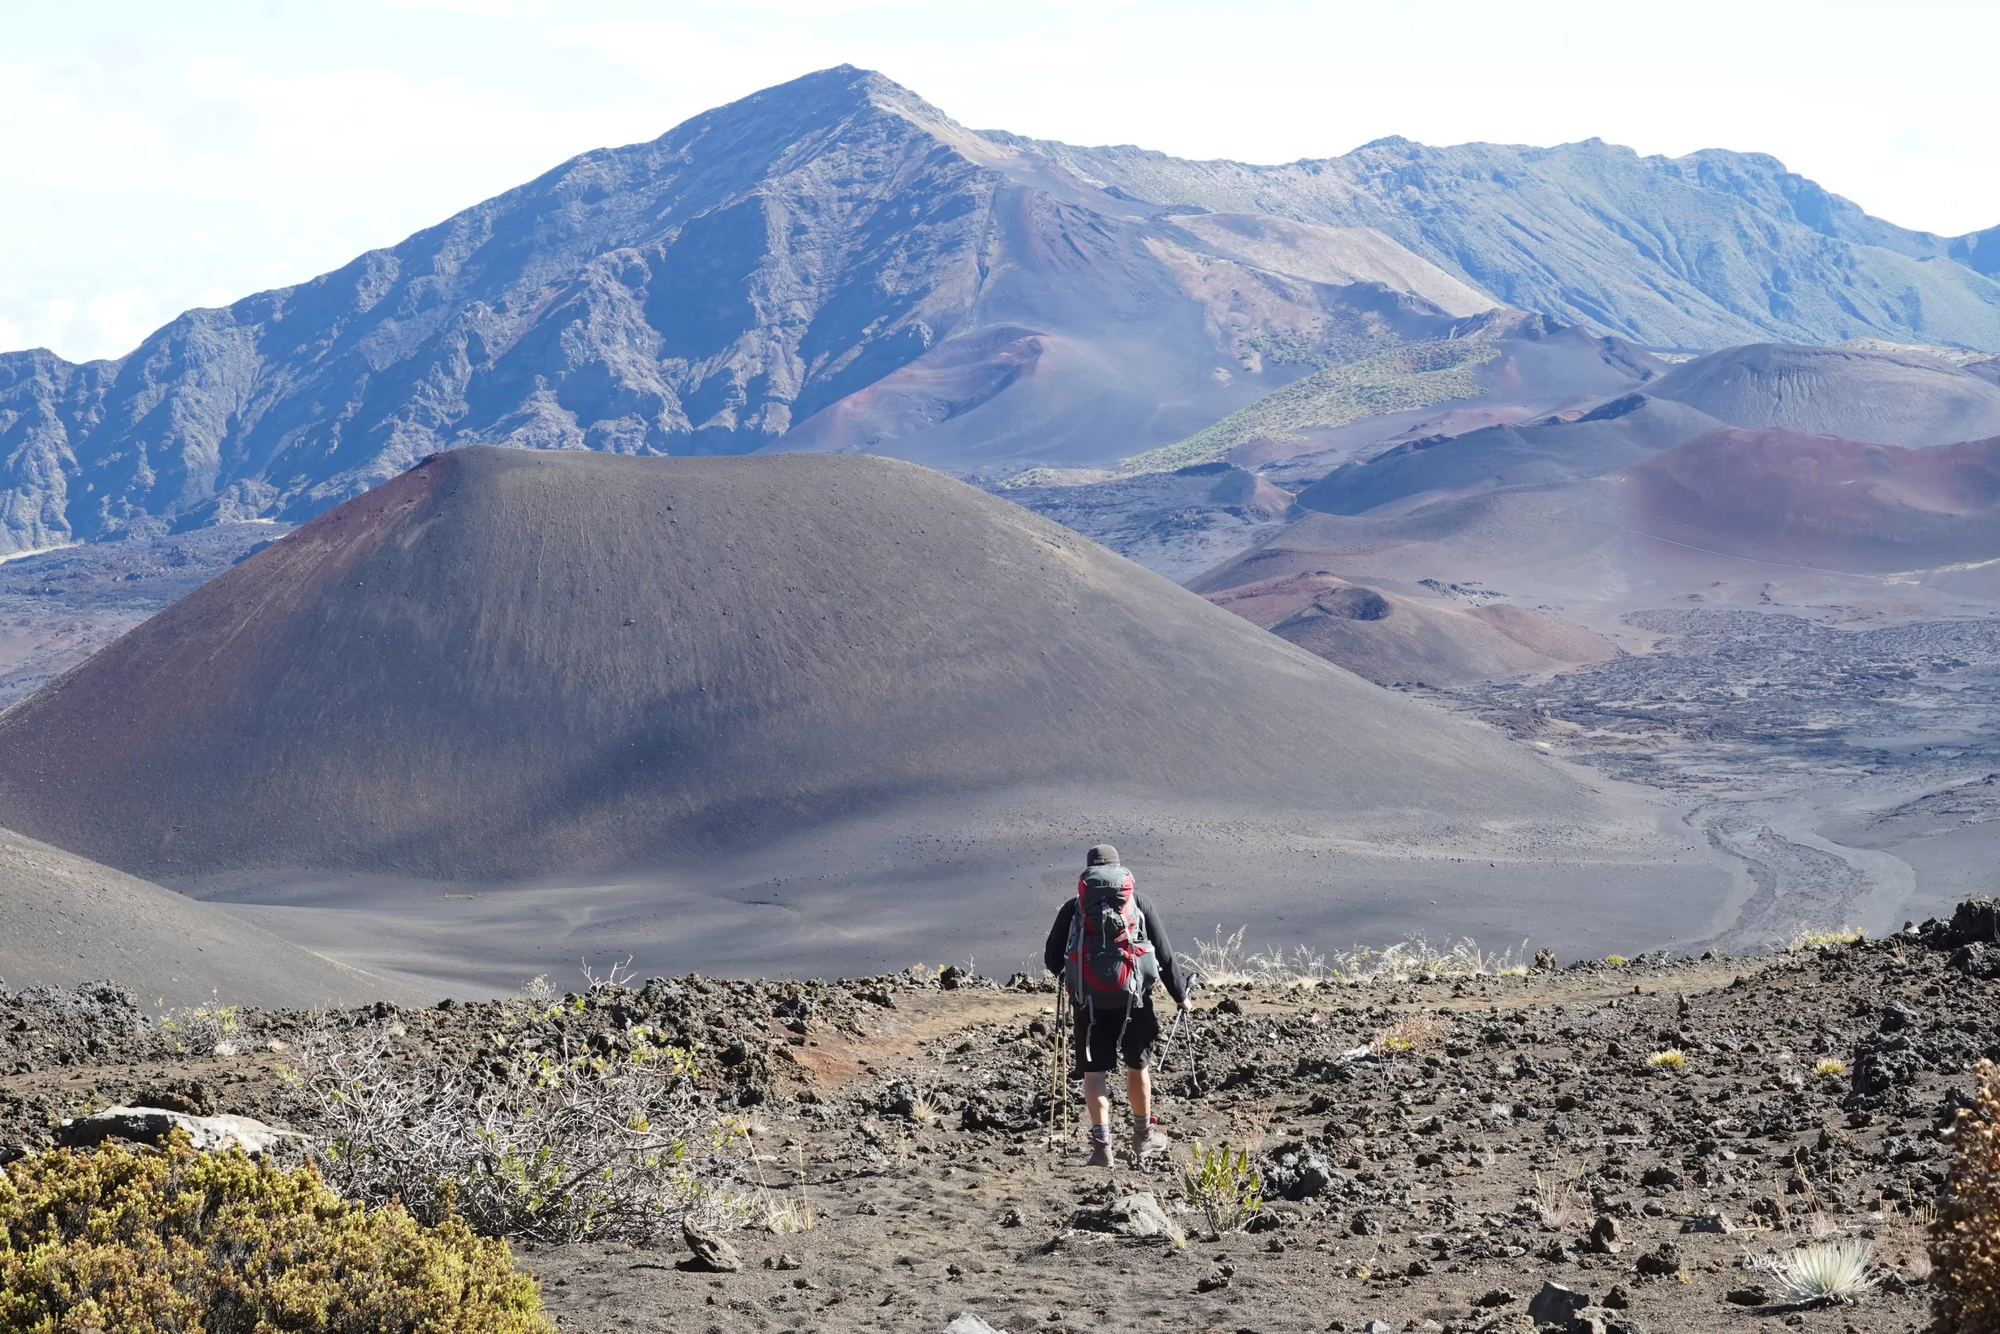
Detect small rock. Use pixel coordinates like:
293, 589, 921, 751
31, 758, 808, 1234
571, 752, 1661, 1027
944, 1315, 1006, 1334
1565, 1309, 1608, 1334
1534, 948, 1559, 972
1528, 1280, 1592, 1326
682, 1218, 742, 1273
1588, 1215, 1622, 1254
1215, 996, 1244, 1016
1725, 1284, 1770, 1306
1475, 1288, 1517, 1307
774, 1252, 802, 1270
1601, 1285, 1630, 1310
1349, 1210, 1382, 1236
1360, 1322, 1394, 1334
1680, 1211, 1734, 1234
1196, 1273, 1230, 1292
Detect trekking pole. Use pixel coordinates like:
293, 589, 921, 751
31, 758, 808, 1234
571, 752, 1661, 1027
1158, 974, 1200, 1080
1049, 983, 1069, 1143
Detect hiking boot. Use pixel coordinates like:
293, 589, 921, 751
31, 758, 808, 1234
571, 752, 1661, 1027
1085, 1138, 1114, 1168
1132, 1116, 1170, 1162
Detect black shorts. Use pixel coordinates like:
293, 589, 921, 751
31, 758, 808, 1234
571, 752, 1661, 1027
1072, 1001, 1160, 1074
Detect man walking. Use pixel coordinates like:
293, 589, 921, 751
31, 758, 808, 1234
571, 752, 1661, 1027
1043, 843, 1188, 1167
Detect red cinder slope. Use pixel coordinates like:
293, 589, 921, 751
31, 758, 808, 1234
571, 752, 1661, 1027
1614, 427, 2000, 572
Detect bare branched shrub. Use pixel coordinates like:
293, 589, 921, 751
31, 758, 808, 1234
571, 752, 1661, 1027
579, 957, 640, 995
287, 1016, 744, 1244
1933, 1058, 2000, 1330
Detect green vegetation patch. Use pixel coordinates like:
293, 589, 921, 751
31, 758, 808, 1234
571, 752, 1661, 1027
1121, 339, 1502, 475
0, 1135, 551, 1334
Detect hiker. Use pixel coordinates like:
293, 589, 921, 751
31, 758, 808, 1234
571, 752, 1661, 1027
1043, 843, 1188, 1166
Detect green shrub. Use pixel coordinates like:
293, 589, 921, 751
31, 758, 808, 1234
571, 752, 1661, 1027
1181, 1143, 1263, 1235
0, 1136, 551, 1334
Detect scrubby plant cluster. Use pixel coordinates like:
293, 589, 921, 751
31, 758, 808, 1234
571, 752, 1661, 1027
0, 1135, 550, 1334
1932, 1058, 2000, 1330
290, 1009, 744, 1244
153, 991, 244, 1057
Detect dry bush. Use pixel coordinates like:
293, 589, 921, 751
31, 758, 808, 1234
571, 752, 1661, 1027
0, 1135, 550, 1333
1373, 1014, 1451, 1056
1933, 1058, 2000, 1330
1645, 1048, 1686, 1072
289, 1014, 744, 1245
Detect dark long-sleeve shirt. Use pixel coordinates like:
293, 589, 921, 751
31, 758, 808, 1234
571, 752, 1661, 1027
1043, 891, 1187, 1006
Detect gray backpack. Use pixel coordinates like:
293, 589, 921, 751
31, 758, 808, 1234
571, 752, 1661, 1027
1063, 864, 1159, 1006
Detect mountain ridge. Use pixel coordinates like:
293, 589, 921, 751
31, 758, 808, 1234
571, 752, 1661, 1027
4, 65, 1997, 557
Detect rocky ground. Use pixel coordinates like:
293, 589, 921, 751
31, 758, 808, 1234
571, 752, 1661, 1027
11, 906, 2000, 1334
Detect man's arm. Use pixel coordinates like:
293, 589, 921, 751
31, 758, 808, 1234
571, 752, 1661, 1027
1135, 894, 1187, 1006
1043, 898, 1076, 978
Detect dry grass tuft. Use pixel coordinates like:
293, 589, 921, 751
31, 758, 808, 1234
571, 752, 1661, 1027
1191, 926, 1528, 987
1531, 1169, 1584, 1230
1814, 1058, 1848, 1078
1645, 1048, 1686, 1071
1790, 924, 1866, 952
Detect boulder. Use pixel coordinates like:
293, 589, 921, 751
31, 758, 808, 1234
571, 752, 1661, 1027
1265, 1142, 1334, 1200
1527, 1280, 1592, 1326
55, 1107, 303, 1157
682, 1217, 742, 1273
1074, 1192, 1185, 1246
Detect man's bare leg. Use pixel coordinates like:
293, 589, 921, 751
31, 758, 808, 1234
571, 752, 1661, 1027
1127, 1067, 1151, 1119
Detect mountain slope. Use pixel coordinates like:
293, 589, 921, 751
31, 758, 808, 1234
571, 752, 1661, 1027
0, 825, 415, 1006
0, 446, 1723, 976
992, 135, 2000, 353
0, 445, 1599, 883
0, 68, 1491, 555
4, 66, 1994, 561
1644, 344, 2000, 446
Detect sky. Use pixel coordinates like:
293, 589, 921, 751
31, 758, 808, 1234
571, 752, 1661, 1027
8, 0, 1998, 364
